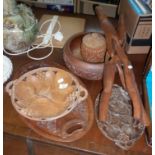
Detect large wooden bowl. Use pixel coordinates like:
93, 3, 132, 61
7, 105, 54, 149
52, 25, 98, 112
63, 32, 104, 80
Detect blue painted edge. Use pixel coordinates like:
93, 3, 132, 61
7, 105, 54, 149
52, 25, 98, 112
146, 68, 152, 120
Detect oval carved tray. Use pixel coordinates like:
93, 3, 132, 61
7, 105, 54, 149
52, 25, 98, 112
5, 61, 94, 142
21, 94, 94, 142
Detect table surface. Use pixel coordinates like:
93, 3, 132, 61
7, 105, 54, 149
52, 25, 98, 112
4, 7, 151, 155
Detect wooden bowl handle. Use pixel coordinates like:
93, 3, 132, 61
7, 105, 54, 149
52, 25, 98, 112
5, 80, 15, 96
77, 86, 88, 103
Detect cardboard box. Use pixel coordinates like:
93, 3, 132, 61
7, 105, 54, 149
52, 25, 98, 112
17, 0, 74, 5
77, 0, 118, 18
17, 0, 76, 12
33, 15, 85, 48
119, 0, 152, 54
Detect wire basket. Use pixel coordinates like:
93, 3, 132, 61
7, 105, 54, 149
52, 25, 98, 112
95, 84, 145, 150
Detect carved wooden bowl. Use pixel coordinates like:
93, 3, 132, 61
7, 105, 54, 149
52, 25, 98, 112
6, 67, 88, 121
63, 32, 104, 80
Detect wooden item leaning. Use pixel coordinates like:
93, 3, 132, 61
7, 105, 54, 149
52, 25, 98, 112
95, 6, 150, 127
